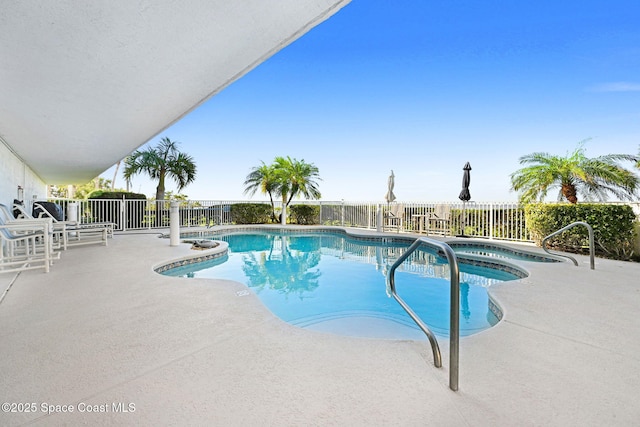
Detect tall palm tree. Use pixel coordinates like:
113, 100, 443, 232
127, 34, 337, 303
243, 161, 279, 221
243, 157, 322, 223
123, 137, 196, 201
272, 156, 322, 224
273, 156, 322, 207
510, 141, 639, 204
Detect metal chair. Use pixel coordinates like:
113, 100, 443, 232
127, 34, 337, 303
384, 203, 405, 232
427, 204, 451, 235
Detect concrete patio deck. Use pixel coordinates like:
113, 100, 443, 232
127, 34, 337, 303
1, 227, 639, 426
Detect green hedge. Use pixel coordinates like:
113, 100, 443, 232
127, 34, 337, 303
290, 205, 320, 225
88, 190, 146, 199
230, 203, 272, 224
525, 203, 637, 260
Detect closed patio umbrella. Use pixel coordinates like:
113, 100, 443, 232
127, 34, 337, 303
459, 162, 471, 202
458, 162, 471, 236
379, 170, 397, 232
385, 170, 396, 204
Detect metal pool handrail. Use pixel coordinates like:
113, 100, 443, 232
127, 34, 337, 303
542, 221, 595, 270
386, 237, 460, 392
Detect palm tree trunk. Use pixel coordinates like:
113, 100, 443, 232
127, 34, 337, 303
155, 172, 166, 227
112, 160, 121, 189
562, 183, 578, 204
267, 192, 277, 222
281, 194, 287, 225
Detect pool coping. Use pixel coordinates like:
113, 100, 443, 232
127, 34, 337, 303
152, 241, 229, 274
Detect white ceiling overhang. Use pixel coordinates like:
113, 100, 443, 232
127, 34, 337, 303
0, 0, 350, 184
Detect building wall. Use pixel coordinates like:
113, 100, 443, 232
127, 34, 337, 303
0, 137, 46, 212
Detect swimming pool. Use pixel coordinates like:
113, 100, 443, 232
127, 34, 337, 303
161, 230, 526, 339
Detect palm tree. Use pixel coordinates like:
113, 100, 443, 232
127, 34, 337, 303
273, 155, 321, 207
123, 137, 196, 201
243, 157, 322, 223
243, 161, 279, 221
510, 141, 639, 204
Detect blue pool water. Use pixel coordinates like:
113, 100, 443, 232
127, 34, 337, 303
163, 231, 521, 339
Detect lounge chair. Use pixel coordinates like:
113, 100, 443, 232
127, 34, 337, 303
30, 202, 114, 236
8, 203, 68, 250
21, 202, 109, 248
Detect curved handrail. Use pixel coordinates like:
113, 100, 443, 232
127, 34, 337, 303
386, 237, 460, 391
541, 221, 595, 270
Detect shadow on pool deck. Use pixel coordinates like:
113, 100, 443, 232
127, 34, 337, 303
1, 227, 639, 426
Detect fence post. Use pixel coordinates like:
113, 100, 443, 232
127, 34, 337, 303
170, 201, 179, 246
120, 197, 126, 232
489, 203, 494, 240
341, 200, 345, 227
147, 201, 152, 230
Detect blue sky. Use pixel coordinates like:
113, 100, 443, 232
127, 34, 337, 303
104, 0, 640, 202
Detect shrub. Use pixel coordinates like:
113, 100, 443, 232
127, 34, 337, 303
87, 190, 146, 200
290, 204, 320, 225
230, 203, 272, 224
525, 203, 637, 260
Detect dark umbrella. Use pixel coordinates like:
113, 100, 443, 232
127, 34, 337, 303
458, 162, 471, 236
459, 162, 471, 202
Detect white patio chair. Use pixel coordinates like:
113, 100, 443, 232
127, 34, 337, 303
31, 202, 114, 236
0, 209, 54, 273
29, 202, 109, 248
9, 203, 67, 250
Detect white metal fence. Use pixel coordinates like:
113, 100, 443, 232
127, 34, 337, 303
313, 201, 531, 241
32, 199, 640, 244
35, 199, 245, 231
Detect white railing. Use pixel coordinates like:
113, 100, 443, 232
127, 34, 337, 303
312, 200, 530, 241
35, 199, 275, 231
28, 199, 640, 244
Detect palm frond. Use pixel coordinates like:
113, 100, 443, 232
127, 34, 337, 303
511, 140, 639, 203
